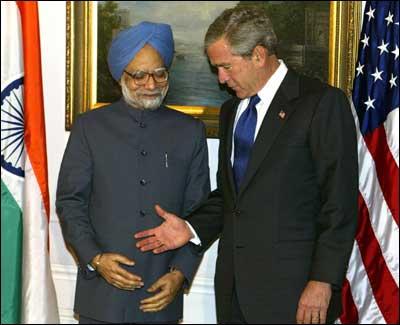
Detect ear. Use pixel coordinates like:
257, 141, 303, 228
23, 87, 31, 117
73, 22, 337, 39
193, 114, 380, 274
252, 45, 267, 66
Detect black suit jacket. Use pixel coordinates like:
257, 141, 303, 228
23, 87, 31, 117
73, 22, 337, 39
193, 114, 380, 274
56, 100, 210, 323
187, 70, 358, 324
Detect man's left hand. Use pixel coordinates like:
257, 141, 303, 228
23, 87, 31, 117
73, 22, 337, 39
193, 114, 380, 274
140, 269, 185, 313
296, 280, 332, 324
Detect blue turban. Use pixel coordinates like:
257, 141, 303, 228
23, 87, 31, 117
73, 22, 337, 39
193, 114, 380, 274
107, 21, 174, 81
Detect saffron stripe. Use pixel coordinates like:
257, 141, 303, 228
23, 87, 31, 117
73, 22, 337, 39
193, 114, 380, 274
16, 1, 50, 219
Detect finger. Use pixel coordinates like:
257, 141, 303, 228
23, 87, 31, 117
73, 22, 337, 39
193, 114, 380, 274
140, 291, 168, 305
134, 228, 156, 239
143, 284, 168, 302
113, 281, 141, 290
141, 307, 165, 313
115, 282, 138, 291
140, 291, 171, 308
303, 308, 312, 324
112, 254, 135, 266
311, 309, 320, 324
153, 245, 169, 254
140, 302, 168, 313
139, 241, 164, 252
108, 278, 136, 291
112, 277, 142, 290
319, 308, 327, 324
154, 204, 170, 220
111, 273, 143, 288
114, 267, 143, 283
147, 279, 163, 293
136, 237, 160, 249
296, 306, 305, 324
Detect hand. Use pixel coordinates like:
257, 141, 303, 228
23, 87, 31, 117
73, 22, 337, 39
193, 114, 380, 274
134, 205, 194, 253
93, 253, 144, 290
296, 280, 332, 324
140, 269, 185, 312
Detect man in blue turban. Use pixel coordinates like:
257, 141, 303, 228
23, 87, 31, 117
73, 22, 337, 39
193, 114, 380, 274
56, 21, 210, 324
107, 21, 174, 81
107, 21, 174, 111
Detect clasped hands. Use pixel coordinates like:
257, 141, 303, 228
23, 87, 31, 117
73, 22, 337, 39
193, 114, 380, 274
91, 252, 184, 312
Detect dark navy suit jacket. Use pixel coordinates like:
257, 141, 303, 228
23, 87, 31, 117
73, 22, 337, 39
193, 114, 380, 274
56, 99, 210, 323
187, 70, 358, 324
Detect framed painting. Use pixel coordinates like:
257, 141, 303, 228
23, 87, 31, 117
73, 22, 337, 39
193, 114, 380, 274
66, 1, 361, 137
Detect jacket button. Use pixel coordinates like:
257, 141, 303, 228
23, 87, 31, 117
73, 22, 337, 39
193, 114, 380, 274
140, 179, 147, 186
139, 210, 146, 217
139, 122, 146, 128
141, 150, 147, 156
233, 209, 241, 217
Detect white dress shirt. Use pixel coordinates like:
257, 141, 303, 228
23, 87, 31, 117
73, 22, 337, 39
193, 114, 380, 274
230, 60, 288, 163
189, 60, 288, 245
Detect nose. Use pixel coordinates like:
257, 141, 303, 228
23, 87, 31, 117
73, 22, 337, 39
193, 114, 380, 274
144, 75, 156, 90
217, 68, 229, 84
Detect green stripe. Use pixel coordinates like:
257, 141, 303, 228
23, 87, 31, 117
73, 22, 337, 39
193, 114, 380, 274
1, 179, 22, 324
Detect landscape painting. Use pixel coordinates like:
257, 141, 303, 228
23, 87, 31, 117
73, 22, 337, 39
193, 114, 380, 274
66, 1, 361, 137
97, 1, 238, 107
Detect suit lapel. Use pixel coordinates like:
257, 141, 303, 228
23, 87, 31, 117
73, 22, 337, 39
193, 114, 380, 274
237, 70, 300, 198
223, 99, 240, 199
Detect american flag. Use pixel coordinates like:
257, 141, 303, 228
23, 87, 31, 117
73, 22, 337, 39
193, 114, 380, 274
340, 1, 399, 324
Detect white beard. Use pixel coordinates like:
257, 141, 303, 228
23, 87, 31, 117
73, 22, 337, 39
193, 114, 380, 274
121, 79, 169, 111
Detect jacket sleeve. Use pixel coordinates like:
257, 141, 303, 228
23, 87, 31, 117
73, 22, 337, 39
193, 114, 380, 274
308, 87, 359, 288
169, 119, 211, 286
185, 101, 233, 252
56, 115, 102, 272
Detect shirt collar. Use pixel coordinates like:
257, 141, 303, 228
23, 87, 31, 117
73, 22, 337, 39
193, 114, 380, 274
257, 60, 288, 103
118, 97, 166, 122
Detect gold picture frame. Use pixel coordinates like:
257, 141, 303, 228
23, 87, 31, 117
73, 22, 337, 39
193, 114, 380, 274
65, 1, 361, 137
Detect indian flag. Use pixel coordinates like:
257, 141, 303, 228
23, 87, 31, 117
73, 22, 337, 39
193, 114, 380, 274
1, 1, 59, 323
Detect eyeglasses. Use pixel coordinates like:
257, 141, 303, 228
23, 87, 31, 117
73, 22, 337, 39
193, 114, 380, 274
123, 67, 169, 85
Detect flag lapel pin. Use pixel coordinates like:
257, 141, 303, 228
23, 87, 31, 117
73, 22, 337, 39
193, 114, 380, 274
278, 110, 286, 119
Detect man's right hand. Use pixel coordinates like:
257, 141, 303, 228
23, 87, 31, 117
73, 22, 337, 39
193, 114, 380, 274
134, 205, 194, 253
92, 253, 143, 291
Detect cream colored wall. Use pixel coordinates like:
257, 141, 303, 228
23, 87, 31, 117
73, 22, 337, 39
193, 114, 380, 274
38, 1, 218, 323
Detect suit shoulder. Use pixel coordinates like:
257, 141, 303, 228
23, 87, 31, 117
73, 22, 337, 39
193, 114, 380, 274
70, 102, 127, 139
163, 106, 194, 119
163, 106, 204, 127
296, 75, 351, 126
298, 75, 347, 100
298, 75, 327, 95
221, 97, 239, 110
220, 97, 239, 117
75, 101, 120, 123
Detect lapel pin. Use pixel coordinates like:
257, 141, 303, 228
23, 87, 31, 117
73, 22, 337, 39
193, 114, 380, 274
278, 110, 286, 119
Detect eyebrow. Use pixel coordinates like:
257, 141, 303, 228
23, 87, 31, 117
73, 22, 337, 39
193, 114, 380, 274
212, 63, 232, 68
127, 67, 166, 72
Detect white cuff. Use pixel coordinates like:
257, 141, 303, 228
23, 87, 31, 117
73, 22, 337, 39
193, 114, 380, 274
185, 221, 201, 246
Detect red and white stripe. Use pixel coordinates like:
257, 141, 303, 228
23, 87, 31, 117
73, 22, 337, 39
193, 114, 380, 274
340, 102, 399, 324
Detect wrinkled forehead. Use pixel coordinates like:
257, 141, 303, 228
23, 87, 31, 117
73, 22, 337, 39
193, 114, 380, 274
207, 39, 242, 67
